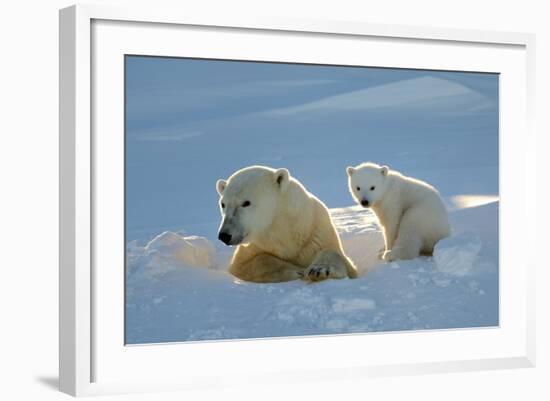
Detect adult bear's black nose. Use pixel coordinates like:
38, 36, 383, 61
361, 199, 370, 207
218, 232, 232, 245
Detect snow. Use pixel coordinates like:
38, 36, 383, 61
125, 200, 499, 344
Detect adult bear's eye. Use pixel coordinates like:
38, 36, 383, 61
242, 200, 251, 207
221, 202, 225, 209
370, 186, 375, 191
356, 186, 360, 191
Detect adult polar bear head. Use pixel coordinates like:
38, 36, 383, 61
216, 165, 292, 246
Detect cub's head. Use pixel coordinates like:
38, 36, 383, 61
346, 162, 390, 208
216, 166, 290, 246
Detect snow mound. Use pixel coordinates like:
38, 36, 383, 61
433, 232, 482, 276
137, 232, 216, 275
330, 206, 384, 274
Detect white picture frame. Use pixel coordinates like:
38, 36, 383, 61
59, 4, 536, 397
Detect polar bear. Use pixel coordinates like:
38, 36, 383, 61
216, 165, 358, 283
346, 162, 450, 262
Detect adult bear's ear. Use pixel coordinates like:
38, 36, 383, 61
346, 166, 356, 176
216, 179, 227, 195
274, 168, 290, 190
380, 165, 389, 177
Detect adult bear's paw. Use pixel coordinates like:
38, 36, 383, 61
303, 263, 331, 282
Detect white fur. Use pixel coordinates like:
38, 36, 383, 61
347, 162, 451, 261
217, 165, 358, 282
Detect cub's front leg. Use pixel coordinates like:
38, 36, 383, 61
379, 218, 399, 259
303, 249, 349, 282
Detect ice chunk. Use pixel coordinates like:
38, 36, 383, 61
434, 232, 482, 276
143, 232, 216, 274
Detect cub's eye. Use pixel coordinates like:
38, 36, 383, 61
370, 186, 375, 191
356, 186, 361, 191
221, 202, 225, 209
242, 200, 251, 207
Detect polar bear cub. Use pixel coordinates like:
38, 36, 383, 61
346, 162, 450, 262
216, 165, 358, 283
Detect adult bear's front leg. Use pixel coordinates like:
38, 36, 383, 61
229, 248, 305, 283
303, 249, 350, 282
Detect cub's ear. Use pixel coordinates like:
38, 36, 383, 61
216, 179, 227, 195
346, 166, 356, 176
274, 168, 290, 190
380, 165, 389, 177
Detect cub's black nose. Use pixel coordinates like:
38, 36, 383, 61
361, 199, 370, 207
218, 232, 232, 245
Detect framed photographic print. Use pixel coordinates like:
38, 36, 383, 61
59, 4, 536, 396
